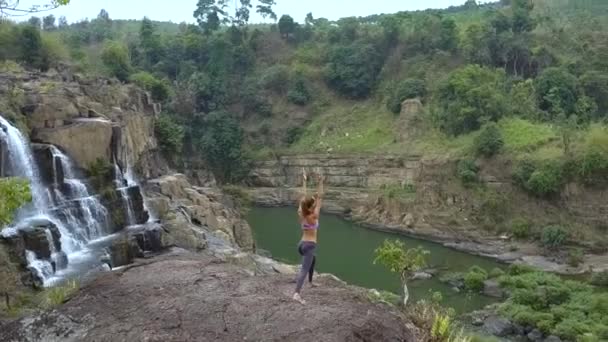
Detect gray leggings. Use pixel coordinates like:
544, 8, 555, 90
295, 241, 317, 293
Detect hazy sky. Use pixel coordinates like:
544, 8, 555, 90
18, 0, 487, 24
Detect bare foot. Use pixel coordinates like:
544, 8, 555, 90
292, 293, 306, 305
310, 282, 319, 288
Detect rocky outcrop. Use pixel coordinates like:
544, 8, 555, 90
34, 119, 113, 169
0, 70, 167, 177
146, 174, 255, 252
395, 98, 423, 142
0, 250, 419, 342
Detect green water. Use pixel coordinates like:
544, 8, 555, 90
247, 207, 503, 313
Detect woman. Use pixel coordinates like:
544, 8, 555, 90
293, 169, 324, 305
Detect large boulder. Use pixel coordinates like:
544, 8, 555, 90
19, 220, 61, 260
483, 280, 504, 298
483, 315, 514, 337
32, 144, 64, 185
33, 119, 113, 170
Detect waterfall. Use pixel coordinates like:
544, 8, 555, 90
125, 163, 157, 222
0, 116, 48, 214
1, 115, 113, 286
114, 163, 136, 226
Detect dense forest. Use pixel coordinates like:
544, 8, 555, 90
1, 0, 608, 183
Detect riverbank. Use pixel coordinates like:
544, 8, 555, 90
0, 248, 419, 342
246, 186, 608, 276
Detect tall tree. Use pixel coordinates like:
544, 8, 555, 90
194, 0, 229, 34
305, 12, 314, 26
234, 0, 252, 26
28, 16, 41, 29
42, 14, 56, 30
278, 14, 295, 38
139, 17, 163, 67
511, 0, 535, 33
58, 15, 68, 28
256, 0, 276, 22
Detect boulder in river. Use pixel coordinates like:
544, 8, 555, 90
482, 279, 504, 298
19, 220, 62, 260
483, 315, 515, 337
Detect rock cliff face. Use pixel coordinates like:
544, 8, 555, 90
0, 69, 166, 175
248, 154, 608, 265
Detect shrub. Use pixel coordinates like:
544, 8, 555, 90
578, 127, 608, 185
541, 226, 568, 249
507, 263, 536, 276
0, 178, 32, 227
474, 123, 504, 157
387, 78, 427, 114
259, 65, 290, 93
154, 115, 184, 156
489, 268, 505, 278
590, 271, 608, 287
101, 41, 132, 81
567, 248, 584, 267
464, 266, 488, 292
285, 126, 304, 145
435, 65, 507, 135
512, 159, 536, 188
457, 159, 479, 184
287, 74, 312, 106
130, 72, 170, 102
510, 218, 531, 239
42, 279, 79, 309
535, 67, 580, 116
525, 161, 564, 197
325, 41, 384, 99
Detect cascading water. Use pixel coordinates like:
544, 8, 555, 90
114, 163, 136, 226
0, 115, 114, 286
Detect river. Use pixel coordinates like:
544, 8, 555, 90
247, 207, 504, 313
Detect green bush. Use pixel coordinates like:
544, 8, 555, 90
154, 115, 184, 156
510, 218, 531, 239
579, 149, 608, 185
285, 126, 304, 145
590, 271, 608, 287
457, 159, 479, 184
541, 226, 568, 249
0, 178, 32, 227
325, 41, 384, 99
474, 122, 504, 157
259, 65, 290, 93
464, 266, 488, 292
512, 159, 536, 188
535, 67, 580, 116
287, 74, 312, 106
130, 72, 170, 102
567, 248, 584, 267
506, 263, 536, 276
435, 65, 507, 135
387, 78, 427, 114
489, 268, 505, 278
525, 161, 564, 197
101, 41, 132, 81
